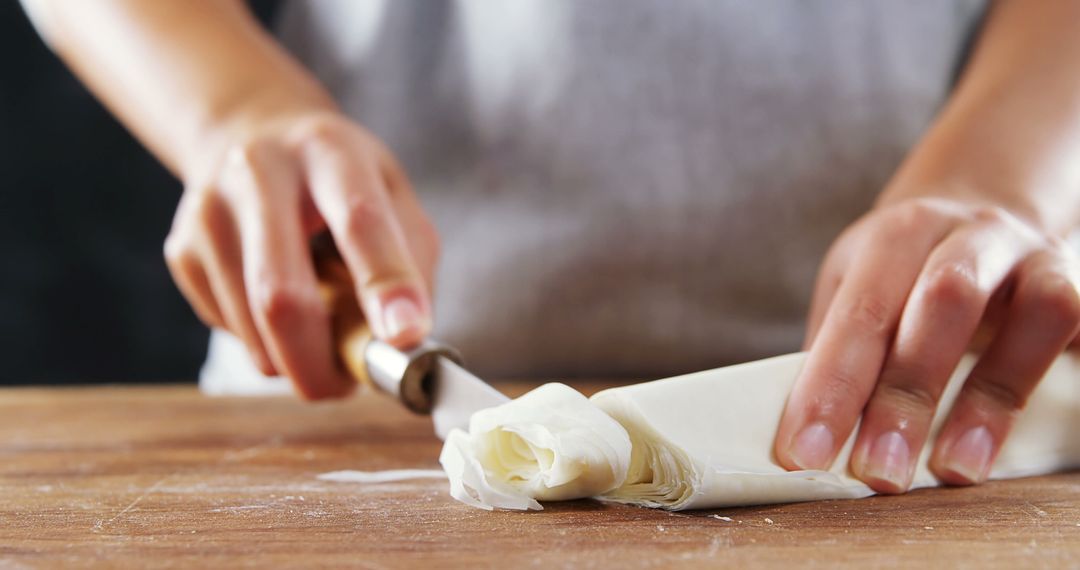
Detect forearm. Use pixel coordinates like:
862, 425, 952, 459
28, 0, 335, 178
881, 0, 1080, 236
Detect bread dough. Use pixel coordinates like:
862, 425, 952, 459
440, 352, 1080, 511
440, 383, 631, 510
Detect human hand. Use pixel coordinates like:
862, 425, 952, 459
774, 197, 1080, 492
164, 109, 439, 399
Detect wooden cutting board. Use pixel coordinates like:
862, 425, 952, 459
1, 383, 1078, 568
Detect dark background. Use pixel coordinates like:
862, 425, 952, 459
0, 2, 279, 385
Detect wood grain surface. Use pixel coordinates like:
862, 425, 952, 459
1, 383, 1078, 569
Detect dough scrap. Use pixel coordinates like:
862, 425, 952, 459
317, 469, 448, 483
440, 352, 1080, 511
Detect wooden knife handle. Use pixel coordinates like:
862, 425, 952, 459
313, 235, 375, 389
312, 234, 463, 414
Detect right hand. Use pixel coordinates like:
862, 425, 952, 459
164, 109, 440, 399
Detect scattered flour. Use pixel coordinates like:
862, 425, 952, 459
317, 469, 448, 484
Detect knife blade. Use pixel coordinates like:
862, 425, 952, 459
361, 338, 508, 440
313, 236, 507, 438
430, 356, 509, 439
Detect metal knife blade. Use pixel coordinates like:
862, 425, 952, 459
431, 356, 509, 440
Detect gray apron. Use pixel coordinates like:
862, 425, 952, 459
247, 0, 987, 380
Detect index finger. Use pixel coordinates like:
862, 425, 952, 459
299, 124, 432, 348
775, 204, 955, 471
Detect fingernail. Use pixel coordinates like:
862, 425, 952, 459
864, 431, 911, 492
381, 296, 425, 339
944, 426, 993, 484
790, 422, 836, 470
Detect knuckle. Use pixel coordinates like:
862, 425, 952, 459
880, 199, 941, 235
878, 381, 940, 416
1027, 273, 1080, 328
219, 142, 279, 198
832, 216, 865, 249
162, 232, 198, 272
973, 204, 1038, 240
816, 366, 867, 405
229, 138, 275, 169
298, 115, 353, 149
1047, 235, 1073, 252
968, 374, 1027, 412
922, 262, 981, 308
972, 204, 1011, 225
252, 282, 323, 327
842, 294, 893, 335
342, 197, 389, 237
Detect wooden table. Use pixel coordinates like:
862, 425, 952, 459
1, 384, 1078, 569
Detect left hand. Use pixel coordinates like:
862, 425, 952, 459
774, 196, 1080, 493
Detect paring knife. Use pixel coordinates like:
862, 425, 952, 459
314, 238, 508, 440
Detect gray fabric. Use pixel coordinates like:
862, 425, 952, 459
274, 0, 987, 379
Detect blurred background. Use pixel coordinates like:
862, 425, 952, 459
0, 2, 280, 385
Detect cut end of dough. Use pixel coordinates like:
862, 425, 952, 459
438, 383, 632, 511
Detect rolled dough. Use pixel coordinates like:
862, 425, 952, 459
439, 352, 1080, 511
